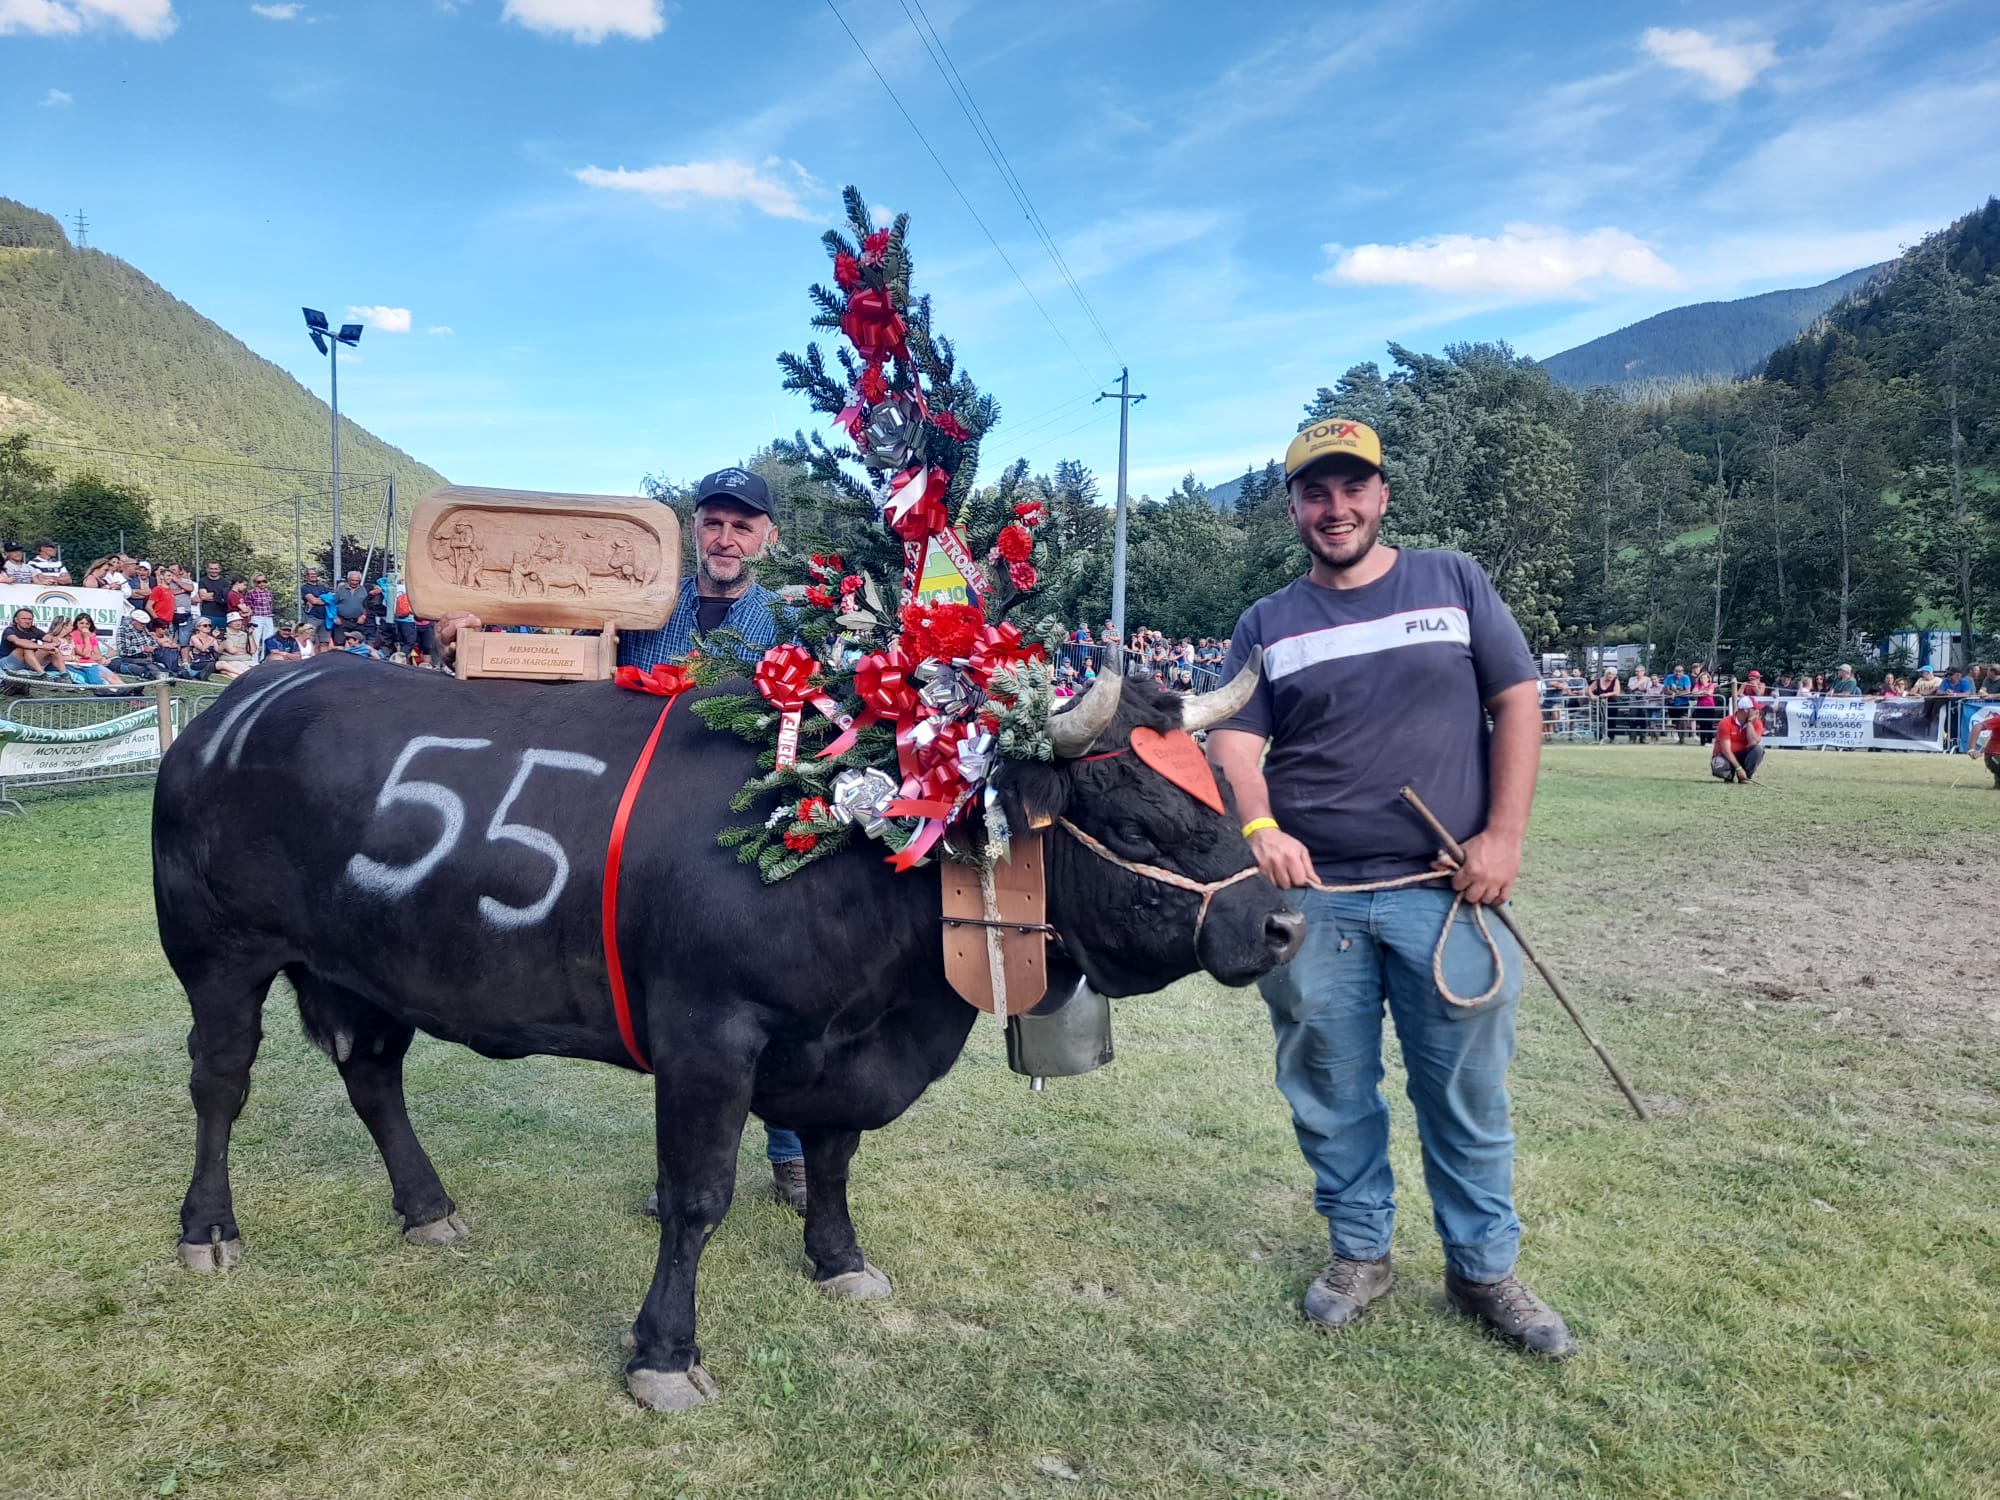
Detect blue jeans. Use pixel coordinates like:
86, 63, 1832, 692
764, 1126, 802, 1164
1258, 885, 1524, 1282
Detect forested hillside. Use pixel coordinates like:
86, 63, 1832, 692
1540, 265, 1886, 394
0, 196, 444, 551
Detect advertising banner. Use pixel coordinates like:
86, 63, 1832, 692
1751, 695, 1946, 753
0, 582, 129, 637
0, 704, 173, 780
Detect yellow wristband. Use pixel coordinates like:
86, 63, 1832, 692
1241, 817, 1280, 839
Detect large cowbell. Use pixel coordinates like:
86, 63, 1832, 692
1005, 974, 1113, 1089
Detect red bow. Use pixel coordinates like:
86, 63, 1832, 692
755, 644, 818, 768
615, 662, 696, 699
885, 465, 951, 543
841, 287, 907, 364
818, 643, 917, 761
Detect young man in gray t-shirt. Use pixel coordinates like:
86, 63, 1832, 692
1207, 417, 1573, 1359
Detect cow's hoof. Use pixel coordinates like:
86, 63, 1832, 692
628, 1365, 719, 1413
177, 1236, 242, 1272
403, 1213, 470, 1245
813, 1261, 894, 1300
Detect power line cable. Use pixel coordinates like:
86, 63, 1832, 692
897, 0, 1123, 365
1011, 409, 1112, 462
819, 0, 1102, 385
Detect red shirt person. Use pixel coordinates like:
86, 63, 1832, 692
1712, 699, 1764, 784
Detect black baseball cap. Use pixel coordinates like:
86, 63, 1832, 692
1, 540, 21, 553
692, 467, 775, 519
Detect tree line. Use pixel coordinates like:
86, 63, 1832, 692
748, 202, 1999, 678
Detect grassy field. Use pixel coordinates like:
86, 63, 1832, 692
2, 747, 1996, 1499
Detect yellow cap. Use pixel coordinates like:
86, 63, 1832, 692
1285, 418, 1383, 481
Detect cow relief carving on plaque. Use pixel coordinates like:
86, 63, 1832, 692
429, 512, 663, 602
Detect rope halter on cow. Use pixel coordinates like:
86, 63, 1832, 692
1054, 817, 1264, 950
1053, 817, 1506, 1009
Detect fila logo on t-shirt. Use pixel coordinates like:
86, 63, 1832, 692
1265, 606, 1472, 680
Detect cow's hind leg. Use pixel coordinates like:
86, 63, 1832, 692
802, 1129, 892, 1300
626, 1055, 754, 1413
291, 971, 462, 1242
176, 964, 278, 1271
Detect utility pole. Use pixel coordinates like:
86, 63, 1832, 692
292, 492, 303, 623
70, 210, 88, 249
1094, 367, 1146, 651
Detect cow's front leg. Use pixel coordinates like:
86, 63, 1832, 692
625, 1059, 752, 1413
802, 1128, 893, 1300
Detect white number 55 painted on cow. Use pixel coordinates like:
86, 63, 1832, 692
345, 735, 606, 927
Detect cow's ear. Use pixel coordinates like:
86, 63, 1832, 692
998, 760, 1069, 833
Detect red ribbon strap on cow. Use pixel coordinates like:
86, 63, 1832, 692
603, 673, 697, 1073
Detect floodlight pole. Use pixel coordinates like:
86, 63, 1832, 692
1096, 367, 1147, 650
329, 335, 343, 582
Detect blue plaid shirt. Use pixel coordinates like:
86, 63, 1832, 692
619, 577, 785, 670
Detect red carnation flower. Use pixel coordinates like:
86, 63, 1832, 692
832, 251, 861, 290
931, 410, 970, 442
1009, 560, 1038, 591
840, 574, 865, 596
806, 585, 836, 610
1014, 500, 1046, 525
797, 796, 829, 823
859, 363, 888, 403
783, 829, 818, 854
860, 227, 892, 266
995, 523, 1033, 563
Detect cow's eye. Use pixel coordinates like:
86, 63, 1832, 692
1109, 819, 1159, 859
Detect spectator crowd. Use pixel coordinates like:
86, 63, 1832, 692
1540, 659, 2000, 745
3, 538, 440, 689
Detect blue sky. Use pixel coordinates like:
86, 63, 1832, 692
5, 0, 1998, 499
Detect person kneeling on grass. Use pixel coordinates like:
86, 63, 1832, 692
1712, 697, 1764, 784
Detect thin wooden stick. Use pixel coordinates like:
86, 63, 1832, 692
1400, 786, 1650, 1121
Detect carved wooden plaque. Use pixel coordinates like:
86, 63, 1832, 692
405, 486, 680, 631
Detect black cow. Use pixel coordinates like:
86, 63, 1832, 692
152, 653, 1300, 1410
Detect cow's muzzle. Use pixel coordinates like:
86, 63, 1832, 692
1265, 907, 1306, 965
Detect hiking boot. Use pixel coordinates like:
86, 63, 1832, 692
771, 1159, 808, 1216
1444, 1270, 1576, 1359
1302, 1255, 1394, 1330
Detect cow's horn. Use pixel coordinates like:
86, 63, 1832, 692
1048, 664, 1124, 757
1180, 646, 1263, 733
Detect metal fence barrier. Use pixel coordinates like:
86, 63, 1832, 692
0, 682, 225, 814
1542, 691, 1987, 748
1057, 642, 1226, 692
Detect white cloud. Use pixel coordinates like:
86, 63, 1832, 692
574, 160, 816, 221
1709, 76, 2000, 214
870, 203, 893, 228
1320, 224, 1683, 298
0, 0, 176, 38
1641, 27, 1777, 98
501, 0, 662, 43
250, 2, 302, 18
426, 325, 454, 336
40, 87, 72, 106
347, 305, 413, 333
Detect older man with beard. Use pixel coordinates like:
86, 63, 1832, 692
1206, 418, 1573, 1359
439, 465, 809, 1212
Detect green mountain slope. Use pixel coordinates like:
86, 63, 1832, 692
0, 197, 445, 548
1539, 264, 1888, 394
